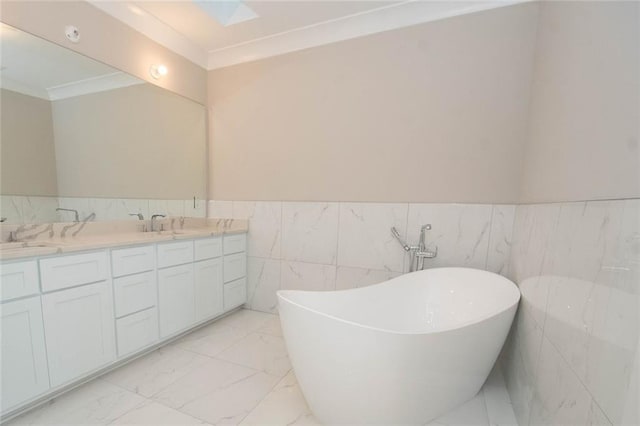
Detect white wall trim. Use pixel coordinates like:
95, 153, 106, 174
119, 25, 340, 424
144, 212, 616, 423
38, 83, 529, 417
86, 0, 531, 71
0, 76, 50, 100
207, 0, 533, 70
86, 0, 208, 68
47, 72, 144, 101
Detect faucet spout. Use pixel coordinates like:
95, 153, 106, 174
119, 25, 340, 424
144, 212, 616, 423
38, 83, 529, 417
56, 208, 79, 222
419, 224, 432, 251
151, 214, 166, 232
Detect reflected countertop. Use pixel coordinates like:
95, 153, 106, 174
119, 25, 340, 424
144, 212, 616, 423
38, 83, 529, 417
0, 217, 247, 260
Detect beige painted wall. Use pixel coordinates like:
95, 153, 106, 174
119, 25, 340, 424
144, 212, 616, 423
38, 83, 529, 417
520, 1, 640, 203
0, 89, 58, 196
52, 84, 207, 199
0, 1, 207, 105
208, 3, 539, 203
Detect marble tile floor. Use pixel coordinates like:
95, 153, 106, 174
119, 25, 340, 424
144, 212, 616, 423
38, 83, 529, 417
6, 309, 518, 426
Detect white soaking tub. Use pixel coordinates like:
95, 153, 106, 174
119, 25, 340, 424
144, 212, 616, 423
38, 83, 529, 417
278, 267, 520, 425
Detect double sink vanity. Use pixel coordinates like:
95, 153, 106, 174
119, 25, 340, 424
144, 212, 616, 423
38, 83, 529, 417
0, 217, 248, 419
0, 20, 223, 421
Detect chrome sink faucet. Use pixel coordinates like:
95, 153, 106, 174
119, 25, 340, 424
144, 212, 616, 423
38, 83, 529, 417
56, 208, 79, 222
391, 224, 438, 272
151, 214, 166, 232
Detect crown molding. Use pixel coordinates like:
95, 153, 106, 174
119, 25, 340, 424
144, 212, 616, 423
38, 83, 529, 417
87, 0, 532, 71
87, 0, 208, 68
0, 76, 50, 100
0, 72, 142, 101
47, 71, 144, 101
207, 0, 533, 70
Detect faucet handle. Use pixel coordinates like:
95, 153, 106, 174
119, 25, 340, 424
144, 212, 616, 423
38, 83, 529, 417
421, 224, 432, 231
391, 227, 411, 251
129, 213, 144, 220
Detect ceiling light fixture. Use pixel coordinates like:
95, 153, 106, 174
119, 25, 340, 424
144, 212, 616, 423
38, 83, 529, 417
149, 64, 168, 79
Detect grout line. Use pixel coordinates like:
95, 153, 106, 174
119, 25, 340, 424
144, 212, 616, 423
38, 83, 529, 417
542, 331, 621, 426
484, 205, 496, 272
208, 198, 639, 205
236, 367, 293, 425
334, 202, 342, 286
524, 204, 561, 426
403, 203, 410, 274
479, 388, 492, 426
105, 394, 151, 425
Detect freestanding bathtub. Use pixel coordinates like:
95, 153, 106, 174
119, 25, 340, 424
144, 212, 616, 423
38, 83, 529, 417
277, 267, 520, 425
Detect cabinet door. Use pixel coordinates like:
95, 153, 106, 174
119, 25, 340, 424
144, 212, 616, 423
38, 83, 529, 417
224, 278, 247, 311
113, 271, 157, 318
0, 260, 39, 302
116, 308, 159, 358
158, 264, 195, 338
42, 281, 116, 387
223, 252, 247, 283
1, 296, 50, 412
194, 258, 223, 322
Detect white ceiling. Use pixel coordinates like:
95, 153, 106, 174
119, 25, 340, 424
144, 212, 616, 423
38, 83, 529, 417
137, 1, 399, 51
0, 23, 143, 100
89, 0, 531, 70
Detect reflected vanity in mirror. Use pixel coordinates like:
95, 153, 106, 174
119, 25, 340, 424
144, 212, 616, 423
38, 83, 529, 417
0, 23, 207, 225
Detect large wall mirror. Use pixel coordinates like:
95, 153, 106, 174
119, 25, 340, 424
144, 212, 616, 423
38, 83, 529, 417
0, 23, 207, 224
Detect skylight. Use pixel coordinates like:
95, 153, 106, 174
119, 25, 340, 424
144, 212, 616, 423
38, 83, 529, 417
193, 0, 258, 27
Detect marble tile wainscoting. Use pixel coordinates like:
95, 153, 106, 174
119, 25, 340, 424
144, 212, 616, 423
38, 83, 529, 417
209, 201, 516, 313
0, 196, 206, 224
501, 199, 639, 426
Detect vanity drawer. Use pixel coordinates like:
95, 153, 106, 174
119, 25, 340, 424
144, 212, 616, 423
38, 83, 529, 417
113, 271, 157, 318
194, 237, 222, 261
40, 252, 108, 292
223, 253, 246, 283
112, 245, 155, 278
116, 307, 159, 357
224, 278, 247, 311
157, 241, 194, 268
223, 234, 246, 255
1, 260, 39, 301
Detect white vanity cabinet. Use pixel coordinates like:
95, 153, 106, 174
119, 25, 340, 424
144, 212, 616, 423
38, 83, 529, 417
158, 261, 196, 338
111, 246, 159, 357
0, 295, 50, 411
194, 258, 224, 321
42, 281, 116, 387
194, 235, 225, 321
0, 231, 247, 418
0, 260, 39, 302
116, 307, 159, 357
222, 234, 247, 311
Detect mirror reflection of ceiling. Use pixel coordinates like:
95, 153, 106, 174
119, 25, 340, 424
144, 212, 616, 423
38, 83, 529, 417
0, 23, 143, 101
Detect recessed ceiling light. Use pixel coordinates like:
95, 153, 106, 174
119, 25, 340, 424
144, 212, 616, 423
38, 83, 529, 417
149, 64, 168, 79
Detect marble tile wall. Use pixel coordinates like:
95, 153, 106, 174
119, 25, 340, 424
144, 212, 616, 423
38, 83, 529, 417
501, 199, 639, 426
209, 200, 516, 313
0, 196, 206, 224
